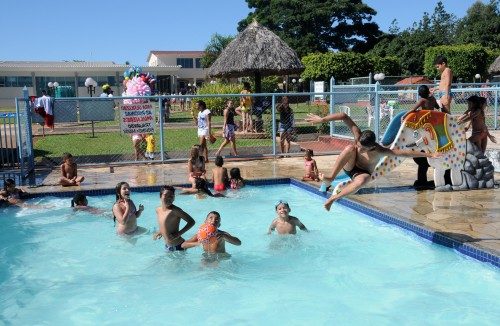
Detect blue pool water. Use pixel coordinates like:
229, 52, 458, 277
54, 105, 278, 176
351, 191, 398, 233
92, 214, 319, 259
1, 185, 499, 324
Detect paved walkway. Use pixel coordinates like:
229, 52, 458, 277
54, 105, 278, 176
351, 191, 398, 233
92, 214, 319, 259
27, 155, 500, 257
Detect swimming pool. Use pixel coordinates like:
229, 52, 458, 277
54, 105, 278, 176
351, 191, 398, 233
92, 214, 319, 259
1, 184, 499, 324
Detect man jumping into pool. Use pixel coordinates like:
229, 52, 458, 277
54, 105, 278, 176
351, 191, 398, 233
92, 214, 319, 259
305, 112, 442, 211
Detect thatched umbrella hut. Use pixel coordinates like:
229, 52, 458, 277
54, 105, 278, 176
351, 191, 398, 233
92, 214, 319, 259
207, 21, 304, 93
488, 55, 500, 75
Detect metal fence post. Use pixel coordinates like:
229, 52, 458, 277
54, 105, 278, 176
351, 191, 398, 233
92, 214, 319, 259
21, 87, 35, 175
495, 89, 498, 130
374, 81, 380, 139
329, 77, 335, 136
271, 94, 277, 157
158, 95, 165, 161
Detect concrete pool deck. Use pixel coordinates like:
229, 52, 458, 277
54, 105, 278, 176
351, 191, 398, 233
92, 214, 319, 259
27, 155, 500, 258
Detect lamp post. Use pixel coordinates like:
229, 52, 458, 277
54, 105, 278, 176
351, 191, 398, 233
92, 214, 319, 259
47, 81, 59, 96
283, 80, 287, 93
85, 77, 97, 97
474, 73, 481, 83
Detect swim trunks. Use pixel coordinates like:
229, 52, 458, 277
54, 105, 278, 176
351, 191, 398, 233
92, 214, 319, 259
214, 183, 226, 192
165, 242, 185, 252
343, 166, 371, 179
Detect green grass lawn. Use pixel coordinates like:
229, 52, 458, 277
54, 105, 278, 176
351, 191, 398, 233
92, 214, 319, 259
34, 127, 273, 159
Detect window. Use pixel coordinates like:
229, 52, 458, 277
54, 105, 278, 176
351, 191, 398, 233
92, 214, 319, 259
176, 58, 194, 68
195, 58, 202, 68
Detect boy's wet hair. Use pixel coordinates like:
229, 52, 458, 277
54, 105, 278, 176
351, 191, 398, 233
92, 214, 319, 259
206, 211, 220, 219
359, 130, 376, 147
434, 55, 447, 65
62, 152, 73, 161
71, 192, 87, 207
160, 185, 175, 197
275, 200, 290, 210
230, 167, 242, 181
418, 85, 430, 99
215, 155, 224, 167
305, 149, 314, 157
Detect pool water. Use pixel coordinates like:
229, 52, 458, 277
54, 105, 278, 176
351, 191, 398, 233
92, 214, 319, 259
1, 185, 499, 324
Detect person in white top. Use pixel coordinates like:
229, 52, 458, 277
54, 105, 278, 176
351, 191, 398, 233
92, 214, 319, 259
195, 100, 211, 162
35, 90, 54, 130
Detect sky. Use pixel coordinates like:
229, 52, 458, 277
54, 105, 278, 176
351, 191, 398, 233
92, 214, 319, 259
1, 0, 484, 65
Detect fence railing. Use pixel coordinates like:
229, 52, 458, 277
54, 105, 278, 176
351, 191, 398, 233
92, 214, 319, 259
11, 83, 500, 180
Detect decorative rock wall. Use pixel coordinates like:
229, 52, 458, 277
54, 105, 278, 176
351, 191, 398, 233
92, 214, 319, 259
453, 140, 495, 190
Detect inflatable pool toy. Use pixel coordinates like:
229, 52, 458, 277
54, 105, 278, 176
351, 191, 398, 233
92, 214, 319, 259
197, 223, 218, 244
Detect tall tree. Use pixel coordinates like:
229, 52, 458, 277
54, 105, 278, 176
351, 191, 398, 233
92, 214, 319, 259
456, 0, 500, 49
237, 0, 382, 57
369, 1, 456, 75
201, 33, 235, 68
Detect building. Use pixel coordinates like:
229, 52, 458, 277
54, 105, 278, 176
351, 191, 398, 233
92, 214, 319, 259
0, 51, 207, 107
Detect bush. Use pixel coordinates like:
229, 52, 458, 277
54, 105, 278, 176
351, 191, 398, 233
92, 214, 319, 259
424, 44, 489, 81
195, 83, 242, 116
301, 52, 401, 82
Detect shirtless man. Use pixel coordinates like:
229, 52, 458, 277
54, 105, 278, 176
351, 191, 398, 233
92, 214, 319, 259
153, 185, 195, 252
268, 200, 308, 235
305, 112, 442, 211
182, 211, 241, 254
432, 55, 453, 113
59, 153, 85, 186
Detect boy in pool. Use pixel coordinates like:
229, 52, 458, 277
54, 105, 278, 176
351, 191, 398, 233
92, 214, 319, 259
212, 155, 229, 192
268, 200, 308, 235
152, 185, 196, 252
182, 211, 241, 254
176, 178, 225, 198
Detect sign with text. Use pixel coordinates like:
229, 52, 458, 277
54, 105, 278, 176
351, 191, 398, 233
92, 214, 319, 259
120, 103, 155, 134
314, 81, 325, 100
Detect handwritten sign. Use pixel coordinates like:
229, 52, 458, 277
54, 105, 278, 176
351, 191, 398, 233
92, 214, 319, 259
120, 103, 155, 134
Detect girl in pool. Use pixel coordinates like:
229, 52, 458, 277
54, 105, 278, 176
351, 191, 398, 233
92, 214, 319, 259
112, 182, 144, 235
302, 149, 320, 182
187, 145, 206, 188
229, 167, 244, 189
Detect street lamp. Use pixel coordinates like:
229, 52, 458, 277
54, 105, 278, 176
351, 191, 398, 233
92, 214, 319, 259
292, 78, 297, 92
474, 73, 481, 83
283, 80, 287, 93
85, 77, 97, 97
374, 73, 385, 82
47, 81, 59, 96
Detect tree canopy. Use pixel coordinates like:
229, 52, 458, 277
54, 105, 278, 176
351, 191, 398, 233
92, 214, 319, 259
455, 0, 500, 49
200, 33, 235, 68
237, 0, 382, 57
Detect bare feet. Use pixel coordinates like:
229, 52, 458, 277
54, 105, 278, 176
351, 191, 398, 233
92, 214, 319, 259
324, 197, 335, 211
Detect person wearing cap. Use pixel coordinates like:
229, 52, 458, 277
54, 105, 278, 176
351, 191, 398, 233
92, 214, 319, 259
268, 200, 308, 235
100, 84, 114, 97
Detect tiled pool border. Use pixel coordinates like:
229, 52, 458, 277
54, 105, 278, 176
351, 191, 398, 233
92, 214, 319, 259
26, 177, 499, 268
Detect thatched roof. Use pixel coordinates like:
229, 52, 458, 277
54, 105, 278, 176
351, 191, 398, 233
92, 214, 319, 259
207, 21, 304, 78
488, 55, 500, 74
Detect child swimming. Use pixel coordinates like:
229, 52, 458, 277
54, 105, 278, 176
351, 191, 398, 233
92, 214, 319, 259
0, 178, 28, 205
212, 156, 229, 192
112, 182, 145, 235
268, 200, 308, 235
71, 192, 106, 215
229, 167, 244, 189
182, 211, 241, 254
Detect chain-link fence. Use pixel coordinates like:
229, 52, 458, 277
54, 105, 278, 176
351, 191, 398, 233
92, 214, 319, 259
11, 84, 500, 175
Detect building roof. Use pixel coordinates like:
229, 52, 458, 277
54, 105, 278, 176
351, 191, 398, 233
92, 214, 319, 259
395, 76, 434, 85
147, 50, 205, 62
0, 60, 180, 73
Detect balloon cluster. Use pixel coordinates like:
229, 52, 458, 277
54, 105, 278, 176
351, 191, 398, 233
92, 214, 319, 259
123, 66, 156, 103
